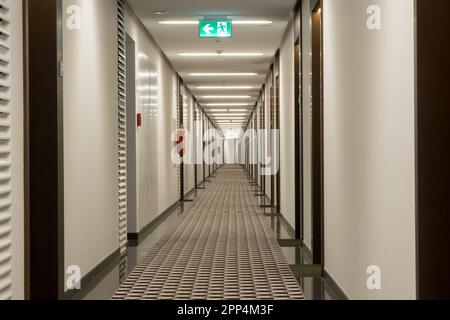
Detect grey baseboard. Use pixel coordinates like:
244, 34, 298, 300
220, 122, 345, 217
128, 200, 180, 246
184, 187, 195, 198
278, 214, 296, 239
64, 248, 121, 300
323, 270, 349, 300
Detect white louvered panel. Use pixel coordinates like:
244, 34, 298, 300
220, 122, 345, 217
117, 0, 127, 255
0, 0, 11, 300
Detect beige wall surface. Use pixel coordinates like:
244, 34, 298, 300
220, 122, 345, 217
279, 18, 296, 228
323, 0, 416, 299
301, 0, 313, 251
63, 0, 120, 283
10, 0, 25, 300
125, 5, 179, 232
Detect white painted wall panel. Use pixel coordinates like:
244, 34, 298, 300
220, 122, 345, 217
135, 51, 159, 232
125, 5, 179, 230
0, 0, 25, 300
225, 140, 236, 164
301, 0, 313, 250
183, 89, 195, 194
63, 0, 119, 281
323, 0, 416, 299
264, 80, 272, 200
279, 18, 296, 228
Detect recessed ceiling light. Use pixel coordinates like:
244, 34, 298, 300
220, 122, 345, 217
196, 86, 256, 90
190, 73, 258, 77
179, 53, 263, 57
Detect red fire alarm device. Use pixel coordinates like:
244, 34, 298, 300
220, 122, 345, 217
137, 113, 142, 128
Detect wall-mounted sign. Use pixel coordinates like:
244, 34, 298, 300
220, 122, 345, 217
199, 20, 232, 38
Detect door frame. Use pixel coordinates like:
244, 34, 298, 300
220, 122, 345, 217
24, 0, 65, 299
269, 68, 275, 209
193, 102, 198, 188
311, 0, 324, 266
260, 86, 266, 198
125, 34, 137, 236
275, 73, 281, 214
416, 0, 450, 299
177, 79, 185, 201
294, 37, 304, 241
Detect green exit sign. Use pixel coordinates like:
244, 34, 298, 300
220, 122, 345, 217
199, 20, 232, 38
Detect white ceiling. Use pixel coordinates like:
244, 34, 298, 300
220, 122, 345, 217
128, 0, 296, 129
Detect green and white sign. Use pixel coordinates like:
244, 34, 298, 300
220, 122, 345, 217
199, 20, 232, 38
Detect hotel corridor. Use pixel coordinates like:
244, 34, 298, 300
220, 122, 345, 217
3, 0, 450, 304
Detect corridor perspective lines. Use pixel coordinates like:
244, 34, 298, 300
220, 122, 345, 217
113, 165, 304, 300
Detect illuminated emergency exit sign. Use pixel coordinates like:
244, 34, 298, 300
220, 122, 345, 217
199, 20, 232, 38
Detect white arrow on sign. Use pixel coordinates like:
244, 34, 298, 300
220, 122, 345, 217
203, 24, 214, 35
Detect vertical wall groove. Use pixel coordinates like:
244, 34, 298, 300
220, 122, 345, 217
117, 0, 127, 256
0, 0, 12, 300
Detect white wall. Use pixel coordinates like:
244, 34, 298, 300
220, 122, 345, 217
183, 88, 195, 194
255, 105, 260, 186
125, 5, 179, 231
135, 51, 159, 233
279, 18, 296, 228
195, 108, 204, 184
264, 78, 272, 199
63, 0, 119, 281
10, 0, 25, 300
225, 140, 236, 164
60, 0, 190, 283
302, 0, 313, 250
323, 0, 416, 299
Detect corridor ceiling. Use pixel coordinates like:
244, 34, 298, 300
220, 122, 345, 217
129, 0, 296, 130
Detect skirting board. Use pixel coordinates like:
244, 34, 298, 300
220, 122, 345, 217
128, 188, 198, 246
323, 270, 349, 300
278, 214, 296, 239
64, 248, 121, 300
127, 200, 181, 246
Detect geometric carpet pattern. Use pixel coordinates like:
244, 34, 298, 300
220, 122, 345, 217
113, 165, 304, 300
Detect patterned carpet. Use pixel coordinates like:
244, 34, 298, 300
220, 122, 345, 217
113, 165, 303, 300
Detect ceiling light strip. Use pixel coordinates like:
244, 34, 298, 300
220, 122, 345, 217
204, 103, 253, 106
179, 53, 263, 57
159, 20, 272, 25
200, 96, 253, 99
190, 73, 258, 77
196, 86, 256, 90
